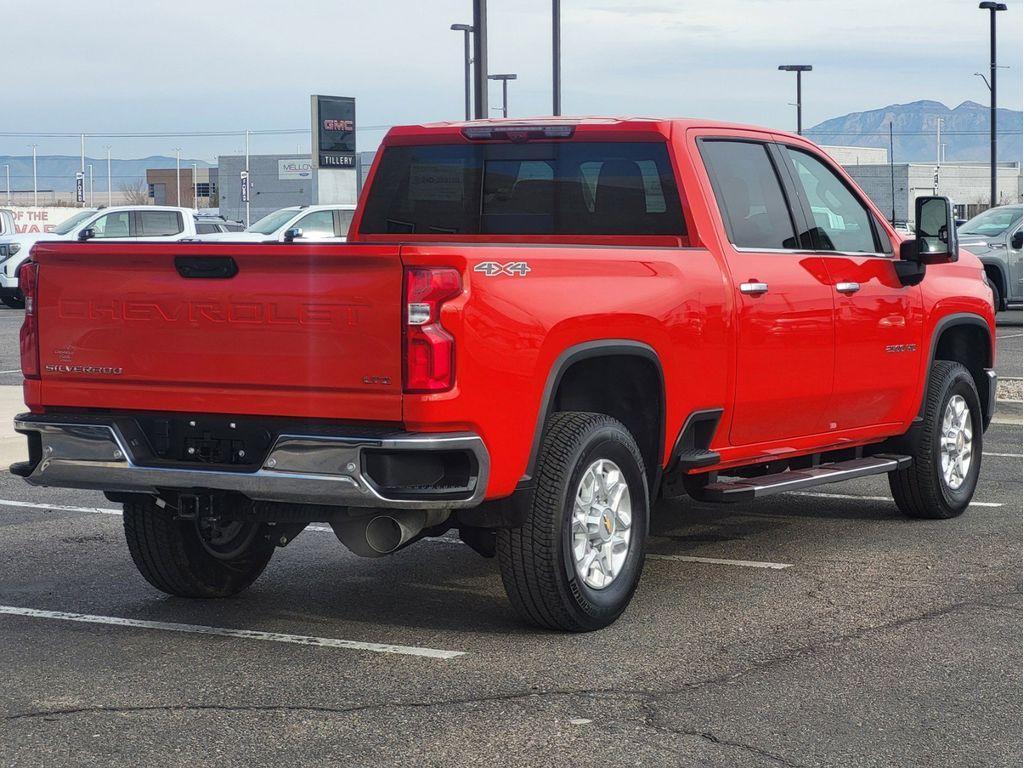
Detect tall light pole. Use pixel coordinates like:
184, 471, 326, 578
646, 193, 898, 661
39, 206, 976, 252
88, 163, 94, 206
244, 129, 250, 227
4, 164, 9, 206
30, 145, 37, 207
488, 74, 517, 118
192, 162, 198, 208
472, 0, 488, 119
173, 148, 182, 206
552, 0, 561, 115
105, 145, 112, 206
979, 2, 1007, 208
451, 23, 474, 120
778, 64, 812, 134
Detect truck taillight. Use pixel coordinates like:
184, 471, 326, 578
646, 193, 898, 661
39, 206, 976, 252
19, 261, 39, 379
403, 267, 461, 393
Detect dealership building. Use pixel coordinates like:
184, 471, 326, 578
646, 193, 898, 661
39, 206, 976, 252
216, 152, 375, 224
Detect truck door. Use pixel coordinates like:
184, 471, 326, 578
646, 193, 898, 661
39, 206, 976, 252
1008, 224, 1023, 305
775, 143, 924, 430
698, 137, 835, 446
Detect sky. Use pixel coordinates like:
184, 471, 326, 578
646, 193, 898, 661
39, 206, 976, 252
3, 0, 1022, 161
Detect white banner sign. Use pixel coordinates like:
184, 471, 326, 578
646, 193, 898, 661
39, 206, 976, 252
6, 207, 86, 234
279, 159, 313, 181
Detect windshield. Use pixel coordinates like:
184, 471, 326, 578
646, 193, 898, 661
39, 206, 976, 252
246, 208, 298, 235
959, 206, 1022, 238
52, 210, 98, 236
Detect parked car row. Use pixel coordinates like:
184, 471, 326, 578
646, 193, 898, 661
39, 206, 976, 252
0, 203, 356, 308
957, 204, 1023, 311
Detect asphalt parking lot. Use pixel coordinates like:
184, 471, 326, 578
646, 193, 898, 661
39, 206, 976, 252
0, 308, 1020, 767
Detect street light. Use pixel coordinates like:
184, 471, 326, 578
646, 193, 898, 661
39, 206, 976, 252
778, 64, 812, 134
29, 145, 37, 207
979, 1, 1007, 208
173, 148, 182, 206
104, 145, 112, 206
451, 23, 474, 120
552, 0, 561, 116
192, 162, 198, 209
488, 73, 517, 118
3, 164, 9, 206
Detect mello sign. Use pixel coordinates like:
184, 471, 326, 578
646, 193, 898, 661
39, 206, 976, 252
279, 159, 313, 181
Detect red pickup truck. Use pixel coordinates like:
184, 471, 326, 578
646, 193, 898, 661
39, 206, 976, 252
13, 118, 996, 631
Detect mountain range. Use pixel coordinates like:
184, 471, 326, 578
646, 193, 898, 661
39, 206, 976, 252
2, 100, 1020, 195
0, 155, 211, 194
805, 100, 1023, 164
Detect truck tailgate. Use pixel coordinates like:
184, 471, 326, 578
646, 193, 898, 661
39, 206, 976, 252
31, 242, 403, 421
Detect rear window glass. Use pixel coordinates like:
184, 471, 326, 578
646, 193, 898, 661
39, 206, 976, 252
360, 142, 684, 236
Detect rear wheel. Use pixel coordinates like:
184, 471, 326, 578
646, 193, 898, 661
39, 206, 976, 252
123, 497, 275, 597
1, 292, 24, 309
889, 361, 982, 519
497, 412, 648, 632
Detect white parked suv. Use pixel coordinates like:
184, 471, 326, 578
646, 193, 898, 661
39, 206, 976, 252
197, 205, 356, 243
0, 206, 200, 308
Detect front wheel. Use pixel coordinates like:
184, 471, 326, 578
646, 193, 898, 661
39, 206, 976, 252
889, 361, 983, 519
497, 412, 649, 632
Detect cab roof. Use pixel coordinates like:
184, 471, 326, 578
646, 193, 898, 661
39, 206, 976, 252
384, 116, 805, 144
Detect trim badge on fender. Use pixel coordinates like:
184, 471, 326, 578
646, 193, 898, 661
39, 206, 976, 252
885, 344, 918, 354
474, 261, 531, 277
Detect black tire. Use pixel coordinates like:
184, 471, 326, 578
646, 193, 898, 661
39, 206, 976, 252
991, 280, 1003, 313
889, 361, 983, 519
1, 292, 24, 309
123, 498, 275, 597
497, 412, 648, 632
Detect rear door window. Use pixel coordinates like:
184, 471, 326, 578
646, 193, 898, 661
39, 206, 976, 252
360, 142, 685, 236
139, 210, 184, 237
699, 140, 798, 250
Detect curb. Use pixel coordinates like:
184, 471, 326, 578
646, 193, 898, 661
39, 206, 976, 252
992, 398, 1022, 425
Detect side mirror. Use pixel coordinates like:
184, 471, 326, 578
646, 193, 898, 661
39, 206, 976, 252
1012, 231, 1023, 250
283, 227, 302, 243
77, 228, 95, 242
901, 196, 958, 265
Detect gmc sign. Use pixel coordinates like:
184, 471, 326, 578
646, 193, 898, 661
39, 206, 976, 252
312, 95, 356, 169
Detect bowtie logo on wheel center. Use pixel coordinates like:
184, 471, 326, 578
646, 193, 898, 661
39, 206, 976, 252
599, 508, 615, 541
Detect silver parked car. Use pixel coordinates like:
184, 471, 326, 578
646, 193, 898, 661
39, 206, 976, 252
958, 204, 1023, 311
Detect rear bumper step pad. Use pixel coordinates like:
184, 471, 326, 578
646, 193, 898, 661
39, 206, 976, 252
702, 454, 912, 502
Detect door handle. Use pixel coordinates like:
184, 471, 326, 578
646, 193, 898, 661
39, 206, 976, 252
835, 282, 861, 294
739, 281, 769, 295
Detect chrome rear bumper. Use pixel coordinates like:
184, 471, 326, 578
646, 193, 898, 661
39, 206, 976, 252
12, 414, 489, 509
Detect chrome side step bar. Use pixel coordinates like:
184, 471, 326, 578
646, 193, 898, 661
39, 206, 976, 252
701, 455, 912, 503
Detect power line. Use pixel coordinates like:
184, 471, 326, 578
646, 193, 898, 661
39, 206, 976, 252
0, 126, 393, 138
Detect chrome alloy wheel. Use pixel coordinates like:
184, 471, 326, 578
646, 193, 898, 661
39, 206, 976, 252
571, 458, 632, 589
940, 394, 973, 490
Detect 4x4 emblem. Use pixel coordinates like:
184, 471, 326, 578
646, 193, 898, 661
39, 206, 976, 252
474, 261, 531, 277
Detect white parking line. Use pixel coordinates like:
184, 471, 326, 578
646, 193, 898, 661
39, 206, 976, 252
789, 491, 1003, 507
0, 605, 465, 659
0, 499, 122, 515
647, 554, 791, 569
0, 369, 22, 374
985, 452, 1023, 458
996, 333, 1022, 339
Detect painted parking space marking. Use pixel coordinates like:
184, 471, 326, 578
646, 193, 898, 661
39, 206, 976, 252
0, 605, 465, 659
984, 452, 1023, 458
647, 554, 792, 569
0, 499, 123, 515
789, 491, 1002, 507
